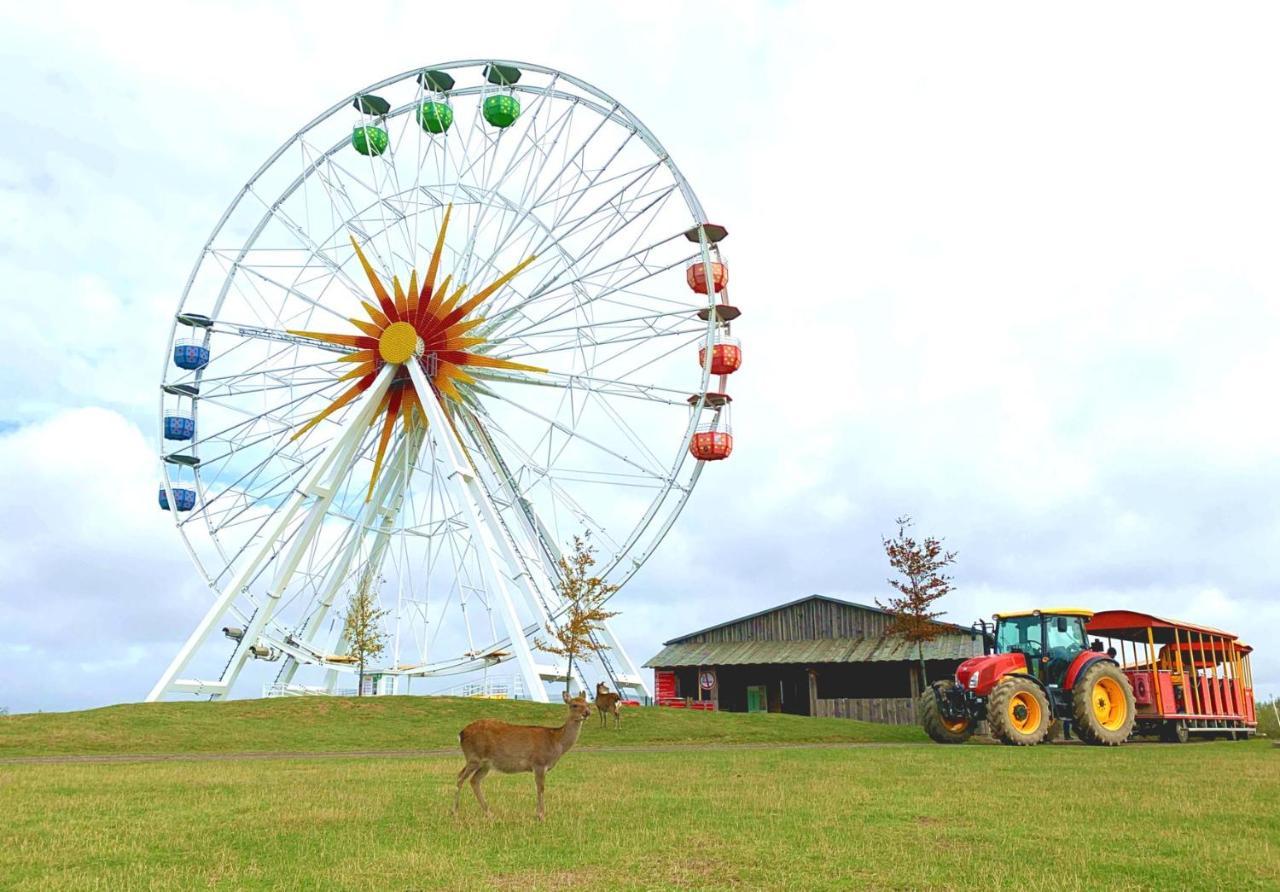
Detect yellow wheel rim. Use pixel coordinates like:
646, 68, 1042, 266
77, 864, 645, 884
1092, 677, 1127, 731
942, 716, 970, 734
1008, 691, 1042, 733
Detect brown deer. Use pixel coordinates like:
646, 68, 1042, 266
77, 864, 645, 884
454, 691, 591, 821
594, 681, 622, 729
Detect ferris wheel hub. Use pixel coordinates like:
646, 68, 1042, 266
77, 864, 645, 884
378, 321, 422, 364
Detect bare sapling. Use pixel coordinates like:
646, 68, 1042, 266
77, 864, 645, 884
454, 692, 592, 821
876, 515, 956, 687
594, 681, 622, 729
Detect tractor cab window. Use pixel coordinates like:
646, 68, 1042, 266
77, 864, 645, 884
995, 616, 1042, 657
1046, 615, 1087, 658
1044, 615, 1088, 684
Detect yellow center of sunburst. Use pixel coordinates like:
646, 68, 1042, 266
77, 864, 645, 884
378, 321, 421, 364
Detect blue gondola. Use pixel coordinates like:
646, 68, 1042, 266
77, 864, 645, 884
158, 486, 197, 511
163, 415, 195, 441
174, 340, 210, 370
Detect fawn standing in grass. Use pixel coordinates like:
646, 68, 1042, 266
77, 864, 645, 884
454, 692, 592, 821
594, 681, 622, 729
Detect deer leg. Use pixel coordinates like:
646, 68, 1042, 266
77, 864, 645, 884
454, 761, 480, 814
614, 707, 621, 729
534, 766, 547, 822
469, 765, 493, 817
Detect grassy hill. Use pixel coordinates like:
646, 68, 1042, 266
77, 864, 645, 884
0, 695, 924, 757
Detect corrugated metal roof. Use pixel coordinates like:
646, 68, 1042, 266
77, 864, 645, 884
663, 594, 976, 645
643, 633, 981, 668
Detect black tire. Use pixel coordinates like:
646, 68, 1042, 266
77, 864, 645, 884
919, 681, 974, 744
1073, 662, 1136, 746
1160, 721, 1189, 744
987, 676, 1051, 746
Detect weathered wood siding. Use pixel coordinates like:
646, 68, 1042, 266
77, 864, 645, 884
816, 697, 917, 725
685, 599, 896, 644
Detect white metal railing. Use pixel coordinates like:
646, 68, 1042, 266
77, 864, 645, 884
434, 675, 529, 700
262, 683, 330, 698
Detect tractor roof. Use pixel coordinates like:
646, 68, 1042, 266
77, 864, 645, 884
994, 608, 1094, 620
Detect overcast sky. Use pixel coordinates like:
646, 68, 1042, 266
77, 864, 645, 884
2, 2, 1278, 714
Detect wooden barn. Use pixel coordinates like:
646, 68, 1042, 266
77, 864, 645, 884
643, 595, 983, 724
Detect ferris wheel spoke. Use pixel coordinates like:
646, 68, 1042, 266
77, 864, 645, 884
469, 368, 691, 406
245, 188, 369, 301
489, 100, 580, 253
228, 262, 354, 325
477, 387, 669, 482
492, 173, 674, 325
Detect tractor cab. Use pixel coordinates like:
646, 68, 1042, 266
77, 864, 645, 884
992, 609, 1092, 686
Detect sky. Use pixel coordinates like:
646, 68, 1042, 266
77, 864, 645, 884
1, 1, 1278, 713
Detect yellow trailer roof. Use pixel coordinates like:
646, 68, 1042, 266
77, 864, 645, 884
994, 608, 1094, 620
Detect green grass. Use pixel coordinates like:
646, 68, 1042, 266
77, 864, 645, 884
3, 740, 1277, 890
0, 696, 923, 757
3, 699, 1278, 889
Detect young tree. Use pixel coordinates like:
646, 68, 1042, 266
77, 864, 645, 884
341, 581, 391, 697
876, 515, 957, 687
536, 534, 619, 697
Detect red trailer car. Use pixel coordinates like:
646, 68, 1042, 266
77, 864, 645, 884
1085, 610, 1256, 742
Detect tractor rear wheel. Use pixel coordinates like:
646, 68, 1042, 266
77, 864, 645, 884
919, 681, 974, 744
1073, 662, 1135, 746
988, 676, 1051, 746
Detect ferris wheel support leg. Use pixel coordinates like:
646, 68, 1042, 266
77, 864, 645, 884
320, 462, 413, 694
277, 431, 420, 689
406, 360, 550, 703
147, 365, 396, 702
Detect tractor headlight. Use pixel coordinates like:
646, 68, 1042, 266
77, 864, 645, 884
968, 672, 980, 690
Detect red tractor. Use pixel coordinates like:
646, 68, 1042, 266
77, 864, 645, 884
920, 609, 1136, 746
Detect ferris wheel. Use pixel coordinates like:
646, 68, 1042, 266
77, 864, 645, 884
149, 60, 741, 703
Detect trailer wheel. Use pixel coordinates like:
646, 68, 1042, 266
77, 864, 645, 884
988, 676, 1051, 746
1160, 721, 1189, 744
1073, 662, 1135, 746
919, 681, 974, 744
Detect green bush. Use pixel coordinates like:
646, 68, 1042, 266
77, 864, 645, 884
1255, 697, 1279, 738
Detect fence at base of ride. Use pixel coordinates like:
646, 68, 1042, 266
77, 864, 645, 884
1087, 610, 1256, 738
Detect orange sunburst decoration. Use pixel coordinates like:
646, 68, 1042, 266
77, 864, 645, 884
287, 204, 544, 499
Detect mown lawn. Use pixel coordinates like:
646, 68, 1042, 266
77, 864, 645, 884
0, 696, 922, 757
2, 740, 1277, 890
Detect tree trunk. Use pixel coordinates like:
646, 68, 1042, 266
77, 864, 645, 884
357, 660, 364, 697
918, 642, 929, 687
566, 652, 575, 698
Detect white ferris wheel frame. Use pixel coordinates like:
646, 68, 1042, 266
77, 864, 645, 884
150, 59, 732, 703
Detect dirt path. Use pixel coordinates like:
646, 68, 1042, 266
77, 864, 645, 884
0, 740, 926, 766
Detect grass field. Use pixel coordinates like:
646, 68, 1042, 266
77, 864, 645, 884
2, 699, 1278, 891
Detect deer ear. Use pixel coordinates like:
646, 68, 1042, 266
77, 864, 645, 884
562, 690, 571, 703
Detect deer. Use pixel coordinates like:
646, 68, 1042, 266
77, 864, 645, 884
454, 691, 591, 821
594, 681, 622, 729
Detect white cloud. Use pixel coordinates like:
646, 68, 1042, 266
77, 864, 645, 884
0, 409, 206, 711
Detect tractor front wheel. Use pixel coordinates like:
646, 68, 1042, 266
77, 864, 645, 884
1073, 662, 1135, 746
919, 681, 974, 744
988, 676, 1051, 746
